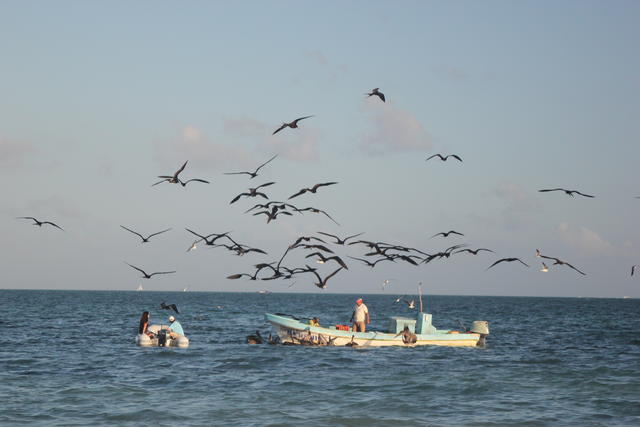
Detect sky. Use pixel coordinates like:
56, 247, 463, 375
1, 1, 639, 297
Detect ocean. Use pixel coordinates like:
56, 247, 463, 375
1, 290, 639, 426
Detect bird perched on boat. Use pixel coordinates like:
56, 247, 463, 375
152, 160, 187, 186
178, 178, 209, 187
425, 154, 462, 163
485, 258, 530, 270
365, 88, 385, 102
288, 182, 338, 200
538, 188, 594, 198
125, 262, 176, 279
538, 254, 586, 275
540, 262, 549, 272
224, 155, 277, 179
160, 302, 180, 314
317, 231, 364, 245
345, 335, 359, 347
229, 182, 275, 204
120, 225, 171, 243
246, 331, 263, 344
430, 230, 464, 238
305, 252, 349, 270
272, 115, 313, 135
17, 217, 64, 231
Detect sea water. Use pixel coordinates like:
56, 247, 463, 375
1, 290, 639, 426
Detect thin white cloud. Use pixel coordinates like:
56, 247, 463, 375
557, 222, 614, 257
359, 100, 432, 155
0, 137, 37, 168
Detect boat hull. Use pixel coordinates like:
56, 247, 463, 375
265, 313, 483, 347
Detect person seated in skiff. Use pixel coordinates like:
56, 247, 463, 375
309, 317, 320, 327
167, 315, 184, 339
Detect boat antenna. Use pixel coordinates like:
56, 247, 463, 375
418, 281, 424, 312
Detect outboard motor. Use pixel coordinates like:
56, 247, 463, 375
157, 329, 168, 347
470, 321, 489, 347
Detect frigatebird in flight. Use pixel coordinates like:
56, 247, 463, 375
272, 116, 313, 135
224, 155, 277, 179
18, 217, 64, 231
365, 88, 386, 102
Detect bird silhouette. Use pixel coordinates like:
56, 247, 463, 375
317, 231, 364, 245
538, 254, 586, 275
152, 160, 188, 186
306, 265, 344, 289
288, 182, 338, 200
538, 188, 594, 198
295, 207, 340, 225
453, 248, 493, 255
365, 88, 385, 102
178, 178, 209, 187
160, 302, 180, 314
430, 230, 464, 238
125, 262, 176, 279
347, 256, 394, 268
425, 154, 462, 163
486, 258, 530, 270
272, 116, 313, 135
224, 155, 277, 179
305, 252, 349, 270
120, 226, 171, 243
230, 182, 276, 204
18, 217, 64, 231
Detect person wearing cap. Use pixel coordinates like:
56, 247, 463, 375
350, 298, 370, 332
167, 315, 184, 338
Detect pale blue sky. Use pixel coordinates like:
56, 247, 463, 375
2, 1, 639, 297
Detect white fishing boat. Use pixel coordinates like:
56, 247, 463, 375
265, 312, 489, 347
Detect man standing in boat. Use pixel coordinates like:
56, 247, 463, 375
350, 298, 370, 332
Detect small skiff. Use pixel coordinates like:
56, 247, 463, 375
136, 324, 189, 348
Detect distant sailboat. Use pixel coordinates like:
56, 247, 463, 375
182, 287, 188, 292
136, 284, 144, 291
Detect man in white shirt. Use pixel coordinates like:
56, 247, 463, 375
350, 298, 370, 332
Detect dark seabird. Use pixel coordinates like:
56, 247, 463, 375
272, 116, 313, 135
125, 262, 176, 279
425, 154, 462, 162
120, 225, 171, 243
365, 88, 385, 102
485, 258, 530, 270
224, 155, 278, 179
18, 217, 64, 231
538, 188, 594, 198
160, 302, 180, 314
288, 182, 338, 200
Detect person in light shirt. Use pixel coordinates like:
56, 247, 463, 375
350, 298, 370, 332
168, 315, 184, 338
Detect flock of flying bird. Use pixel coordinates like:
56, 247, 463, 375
15, 87, 640, 291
